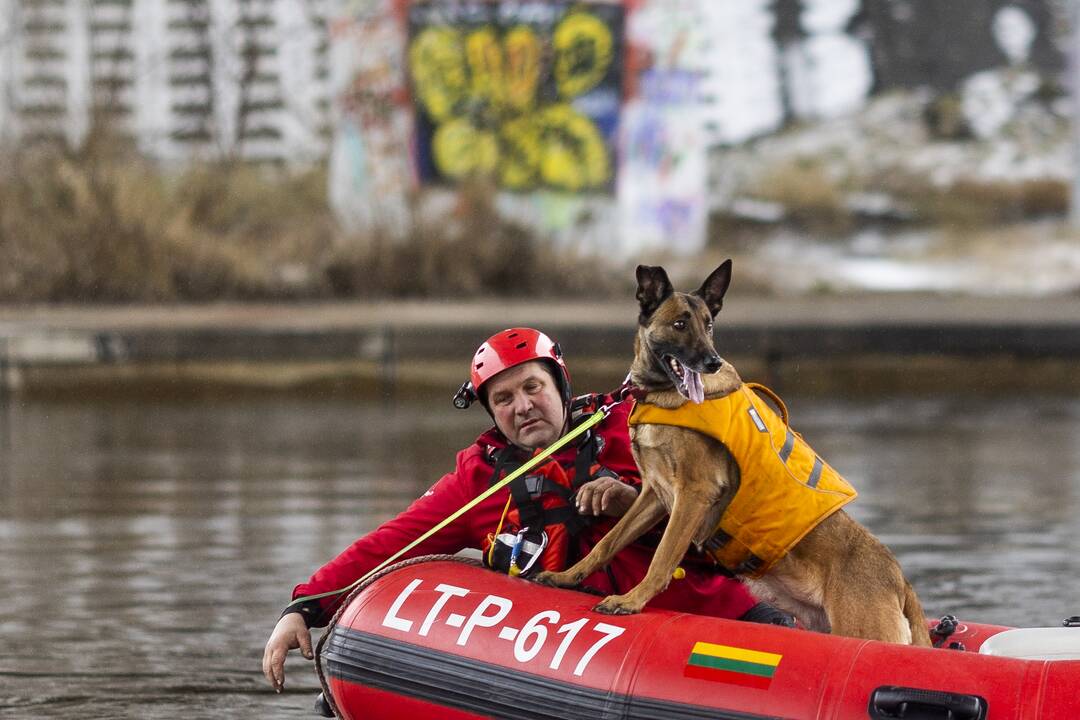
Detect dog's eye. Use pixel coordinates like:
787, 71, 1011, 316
673, 320, 687, 331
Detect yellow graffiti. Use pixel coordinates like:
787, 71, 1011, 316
466, 27, 506, 111
499, 116, 542, 189
496, 106, 609, 192
538, 104, 609, 192
503, 26, 541, 112
409, 27, 468, 122
432, 118, 499, 180
412, 25, 542, 121
553, 11, 613, 99
408, 11, 616, 192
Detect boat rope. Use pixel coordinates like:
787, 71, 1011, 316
285, 407, 609, 614
314, 554, 479, 719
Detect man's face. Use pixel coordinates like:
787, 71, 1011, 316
485, 360, 567, 452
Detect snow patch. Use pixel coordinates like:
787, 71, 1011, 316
745, 224, 1080, 297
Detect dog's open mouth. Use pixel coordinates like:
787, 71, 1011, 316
662, 355, 705, 404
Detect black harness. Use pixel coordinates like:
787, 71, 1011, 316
486, 394, 609, 555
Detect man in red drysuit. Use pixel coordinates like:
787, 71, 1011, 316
263, 328, 787, 692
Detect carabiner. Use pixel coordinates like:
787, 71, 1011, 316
508, 528, 527, 577
508, 527, 548, 577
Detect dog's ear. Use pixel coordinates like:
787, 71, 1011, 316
694, 260, 732, 317
636, 265, 673, 321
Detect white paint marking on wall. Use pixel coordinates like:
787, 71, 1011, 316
993, 5, 1037, 65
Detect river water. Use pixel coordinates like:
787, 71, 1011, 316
2, 391, 1079, 718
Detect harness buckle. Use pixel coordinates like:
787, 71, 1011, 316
598, 373, 647, 416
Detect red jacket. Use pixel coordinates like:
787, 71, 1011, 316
290, 398, 757, 626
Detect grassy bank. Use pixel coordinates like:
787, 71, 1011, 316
3, 125, 1073, 304
0, 137, 626, 303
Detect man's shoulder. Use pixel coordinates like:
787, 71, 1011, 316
423, 441, 496, 499
455, 432, 507, 471
456, 441, 493, 467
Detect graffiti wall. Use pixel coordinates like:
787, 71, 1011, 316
619, 0, 784, 254
327, 0, 415, 234
406, 1, 624, 194
325, 0, 1066, 253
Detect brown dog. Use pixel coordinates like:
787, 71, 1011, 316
535, 261, 931, 645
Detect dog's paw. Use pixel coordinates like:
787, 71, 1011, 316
592, 596, 641, 616
532, 571, 575, 588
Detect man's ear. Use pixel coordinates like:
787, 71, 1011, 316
694, 260, 732, 317
636, 265, 673, 322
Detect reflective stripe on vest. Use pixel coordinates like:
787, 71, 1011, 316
627, 383, 857, 577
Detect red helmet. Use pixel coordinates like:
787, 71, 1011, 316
453, 328, 571, 409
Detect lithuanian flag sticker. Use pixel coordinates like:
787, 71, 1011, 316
684, 641, 782, 689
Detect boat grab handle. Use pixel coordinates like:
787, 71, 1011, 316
868, 685, 987, 720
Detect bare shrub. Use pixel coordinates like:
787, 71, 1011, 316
748, 156, 853, 234
881, 172, 1068, 227
0, 135, 176, 301
325, 182, 626, 299
0, 140, 623, 303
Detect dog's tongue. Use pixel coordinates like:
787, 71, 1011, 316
686, 369, 704, 404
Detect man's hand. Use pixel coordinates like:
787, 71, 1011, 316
575, 471, 637, 517
262, 612, 313, 693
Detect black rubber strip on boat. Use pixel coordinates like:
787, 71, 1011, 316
323, 627, 785, 720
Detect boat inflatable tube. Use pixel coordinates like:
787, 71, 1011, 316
315, 557, 1080, 720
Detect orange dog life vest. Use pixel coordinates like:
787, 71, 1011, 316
628, 383, 857, 577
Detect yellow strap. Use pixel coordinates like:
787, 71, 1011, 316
746, 382, 789, 426
486, 493, 514, 568
285, 409, 609, 610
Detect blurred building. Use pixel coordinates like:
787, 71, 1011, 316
0, 0, 332, 161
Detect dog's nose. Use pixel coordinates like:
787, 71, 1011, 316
703, 355, 723, 373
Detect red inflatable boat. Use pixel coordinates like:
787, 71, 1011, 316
314, 557, 1080, 719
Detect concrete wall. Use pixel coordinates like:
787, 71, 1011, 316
328, 0, 1064, 256
857, 0, 1062, 91
0, 1, 1066, 250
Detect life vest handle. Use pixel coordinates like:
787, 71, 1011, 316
746, 382, 789, 426
284, 408, 610, 611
